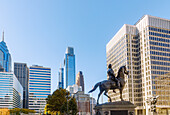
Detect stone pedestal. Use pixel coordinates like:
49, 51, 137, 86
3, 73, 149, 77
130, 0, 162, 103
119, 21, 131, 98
94, 101, 136, 115
148, 112, 158, 115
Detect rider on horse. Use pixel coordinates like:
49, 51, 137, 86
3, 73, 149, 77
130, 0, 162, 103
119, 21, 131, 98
107, 64, 120, 92
89, 65, 128, 104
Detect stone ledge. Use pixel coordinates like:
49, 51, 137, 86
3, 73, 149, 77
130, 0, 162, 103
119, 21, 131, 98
94, 101, 137, 115
95, 101, 136, 108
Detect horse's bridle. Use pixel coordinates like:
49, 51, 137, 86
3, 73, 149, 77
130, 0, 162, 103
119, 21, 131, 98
123, 66, 129, 75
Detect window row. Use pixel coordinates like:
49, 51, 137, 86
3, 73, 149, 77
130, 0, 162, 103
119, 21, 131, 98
29, 75, 50, 78
29, 78, 51, 81
151, 56, 170, 61
152, 76, 169, 79
108, 49, 126, 64
151, 66, 170, 71
29, 93, 50, 95
109, 36, 126, 53
30, 67, 50, 71
107, 44, 126, 60
151, 61, 170, 66
29, 88, 50, 90
29, 80, 50, 83
150, 41, 169, 47
29, 90, 50, 93
150, 51, 170, 56
149, 32, 170, 38
151, 71, 168, 75
149, 27, 170, 34
29, 70, 51, 73
29, 85, 50, 88
149, 36, 170, 43
29, 83, 50, 85
132, 40, 139, 44
29, 73, 51, 76
150, 46, 170, 52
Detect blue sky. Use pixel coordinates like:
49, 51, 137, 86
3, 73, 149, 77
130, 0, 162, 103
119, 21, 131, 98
0, 0, 170, 103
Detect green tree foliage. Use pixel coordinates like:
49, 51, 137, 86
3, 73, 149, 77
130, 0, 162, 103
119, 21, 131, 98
46, 88, 78, 114
21, 108, 36, 114
10, 108, 36, 114
69, 97, 78, 115
10, 108, 20, 115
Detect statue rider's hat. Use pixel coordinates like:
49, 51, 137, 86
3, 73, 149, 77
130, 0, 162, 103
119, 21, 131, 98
108, 64, 112, 68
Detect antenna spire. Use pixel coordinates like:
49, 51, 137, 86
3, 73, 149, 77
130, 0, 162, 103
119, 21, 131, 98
2, 31, 4, 41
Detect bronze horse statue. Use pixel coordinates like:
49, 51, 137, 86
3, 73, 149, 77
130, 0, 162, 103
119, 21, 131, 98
88, 66, 129, 104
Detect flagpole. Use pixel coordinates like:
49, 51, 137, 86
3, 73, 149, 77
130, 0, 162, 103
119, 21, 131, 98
92, 93, 93, 115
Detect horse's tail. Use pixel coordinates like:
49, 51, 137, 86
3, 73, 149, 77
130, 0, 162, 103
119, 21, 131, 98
88, 82, 101, 93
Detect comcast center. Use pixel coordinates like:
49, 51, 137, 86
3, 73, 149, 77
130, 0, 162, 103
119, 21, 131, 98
106, 15, 170, 115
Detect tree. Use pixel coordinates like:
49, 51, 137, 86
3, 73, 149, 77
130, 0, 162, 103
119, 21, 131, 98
10, 108, 20, 115
10, 108, 36, 114
46, 88, 78, 114
69, 97, 78, 115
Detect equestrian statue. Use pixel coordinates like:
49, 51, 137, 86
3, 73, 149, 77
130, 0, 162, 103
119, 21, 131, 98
88, 64, 129, 104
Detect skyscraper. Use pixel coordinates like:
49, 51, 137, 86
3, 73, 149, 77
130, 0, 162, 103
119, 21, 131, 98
76, 71, 85, 92
64, 47, 75, 88
14, 62, 29, 108
29, 65, 51, 113
106, 15, 170, 115
0, 72, 23, 109
58, 65, 64, 89
0, 31, 11, 72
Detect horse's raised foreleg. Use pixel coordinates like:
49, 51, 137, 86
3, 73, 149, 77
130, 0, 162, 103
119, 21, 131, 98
104, 90, 111, 102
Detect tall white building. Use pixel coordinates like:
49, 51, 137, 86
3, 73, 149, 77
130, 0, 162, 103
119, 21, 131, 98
0, 72, 23, 109
106, 15, 170, 115
29, 65, 51, 114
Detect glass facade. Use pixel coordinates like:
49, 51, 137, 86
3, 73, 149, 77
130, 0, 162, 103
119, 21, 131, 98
0, 33, 11, 72
64, 47, 75, 88
14, 62, 29, 108
0, 72, 23, 109
106, 15, 170, 115
148, 26, 170, 107
29, 65, 51, 113
58, 67, 64, 89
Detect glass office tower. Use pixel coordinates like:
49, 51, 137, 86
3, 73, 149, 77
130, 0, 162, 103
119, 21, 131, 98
0, 72, 23, 109
14, 62, 29, 108
64, 47, 75, 88
29, 65, 51, 113
58, 65, 64, 89
0, 31, 11, 72
106, 15, 170, 115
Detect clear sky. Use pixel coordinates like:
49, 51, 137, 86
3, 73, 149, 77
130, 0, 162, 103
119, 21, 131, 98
0, 0, 170, 103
